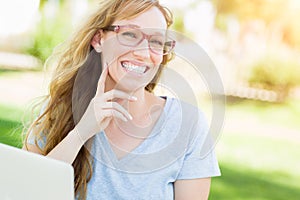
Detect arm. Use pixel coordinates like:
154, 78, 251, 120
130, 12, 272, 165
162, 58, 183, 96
23, 128, 84, 164
45, 129, 84, 163
23, 67, 135, 164
174, 178, 211, 200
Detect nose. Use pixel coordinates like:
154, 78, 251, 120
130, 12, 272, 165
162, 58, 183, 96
132, 39, 151, 59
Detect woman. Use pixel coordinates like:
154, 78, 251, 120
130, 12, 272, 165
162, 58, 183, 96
23, 0, 220, 199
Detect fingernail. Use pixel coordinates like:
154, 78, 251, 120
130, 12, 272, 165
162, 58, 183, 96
129, 114, 133, 120
123, 117, 128, 122
130, 96, 138, 101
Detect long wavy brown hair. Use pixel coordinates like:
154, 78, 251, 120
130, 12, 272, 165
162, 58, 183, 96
24, 0, 173, 199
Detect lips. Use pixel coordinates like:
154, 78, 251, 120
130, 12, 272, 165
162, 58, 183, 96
121, 61, 149, 75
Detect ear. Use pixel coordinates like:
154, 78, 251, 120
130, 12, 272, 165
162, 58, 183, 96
91, 30, 103, 52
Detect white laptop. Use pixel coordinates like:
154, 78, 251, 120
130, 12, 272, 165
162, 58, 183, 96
0, 143, 74, 200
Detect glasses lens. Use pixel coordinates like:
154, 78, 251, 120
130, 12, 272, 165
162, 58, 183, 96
118, 27, 142, 46
149, 35, 165, 55
163, 41, 175, 55
116, 26, 175, 55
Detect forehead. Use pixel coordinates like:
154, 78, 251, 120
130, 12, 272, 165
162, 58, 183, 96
114, 6, 167, 33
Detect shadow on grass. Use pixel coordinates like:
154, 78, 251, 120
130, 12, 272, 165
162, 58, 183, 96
210, 164, 300, 200
0, 68, 23, 76
226, 96, 284, 107
0, 118, 23, 148
226, 96, 300, 111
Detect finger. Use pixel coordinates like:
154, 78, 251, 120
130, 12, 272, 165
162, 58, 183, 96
95, 64, 109, 96
102, 102, 133, 120
100, 116, 112, 129
102, 110, 128, 122
102, 89, 137, 101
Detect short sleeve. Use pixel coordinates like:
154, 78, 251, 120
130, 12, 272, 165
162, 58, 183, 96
176, 111, 221, 180
26, 129, 46, 150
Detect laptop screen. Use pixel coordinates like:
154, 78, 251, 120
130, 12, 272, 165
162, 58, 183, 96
0, 143, 74, 200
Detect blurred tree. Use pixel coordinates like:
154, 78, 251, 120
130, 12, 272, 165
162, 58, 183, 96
24, 0, 72, 62
212, 0, 286, 24
212, 0, 300, 101
281, 2, 300, 49
39, 0, 48, 9
212, 0, 300, 49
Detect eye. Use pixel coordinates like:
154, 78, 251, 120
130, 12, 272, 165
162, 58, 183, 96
151, 40, 163, 46
149, 37, 164, 48
117, 28, 142, 46
121, 31, 138, 39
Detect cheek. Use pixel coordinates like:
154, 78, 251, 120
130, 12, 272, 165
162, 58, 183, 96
102, 37, 128, 64
152, 55, 163, 67
102, 47, 119, 64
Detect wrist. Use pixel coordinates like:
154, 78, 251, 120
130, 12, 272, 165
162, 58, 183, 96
71, 128, 85, 146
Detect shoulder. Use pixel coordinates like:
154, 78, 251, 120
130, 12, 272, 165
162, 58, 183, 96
166, 97, 207, 127
163, 97, 209, 148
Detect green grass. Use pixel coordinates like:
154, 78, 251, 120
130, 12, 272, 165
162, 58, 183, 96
210, 164, 300, 200
0, 68, 37, 76
211, 130, 300, 199
226, 98, 300, 130
0, 69, 20, 76
208, 98, 300, 199
0, 104, 26, 148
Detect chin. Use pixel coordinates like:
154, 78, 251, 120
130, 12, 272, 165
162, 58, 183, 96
114, 80, 148, 93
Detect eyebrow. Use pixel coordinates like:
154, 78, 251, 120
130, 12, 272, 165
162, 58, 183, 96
127, 23, 166, 36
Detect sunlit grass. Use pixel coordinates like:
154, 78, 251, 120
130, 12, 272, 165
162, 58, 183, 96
226, 98, 300, 129
210, 98, 300, 199
216, 129, 300, 185
0, 69, 20, 76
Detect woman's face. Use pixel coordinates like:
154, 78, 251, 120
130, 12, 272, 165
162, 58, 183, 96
100, 6, 167, 92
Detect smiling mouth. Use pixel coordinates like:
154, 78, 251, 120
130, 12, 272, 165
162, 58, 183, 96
121, 61, 149, 75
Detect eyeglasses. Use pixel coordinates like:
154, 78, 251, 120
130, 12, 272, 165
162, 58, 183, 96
103, 25, 176, 55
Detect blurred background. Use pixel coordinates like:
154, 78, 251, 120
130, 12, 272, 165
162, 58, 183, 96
0, 0, 299, 199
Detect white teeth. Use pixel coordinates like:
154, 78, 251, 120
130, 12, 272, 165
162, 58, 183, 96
122, 62, 147, 74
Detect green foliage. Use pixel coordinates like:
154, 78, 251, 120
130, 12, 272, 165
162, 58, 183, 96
24, 7, 71, 63
249, 56, 300, 88
214, 14, 229, 32
248, 55, 300, 100
173, 11, 185, 33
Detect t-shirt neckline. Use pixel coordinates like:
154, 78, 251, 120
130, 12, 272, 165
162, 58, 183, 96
100, 96, 172, 164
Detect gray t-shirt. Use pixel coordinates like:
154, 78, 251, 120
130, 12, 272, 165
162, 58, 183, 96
85, 97, 220, 200
28, 97, 220, 199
